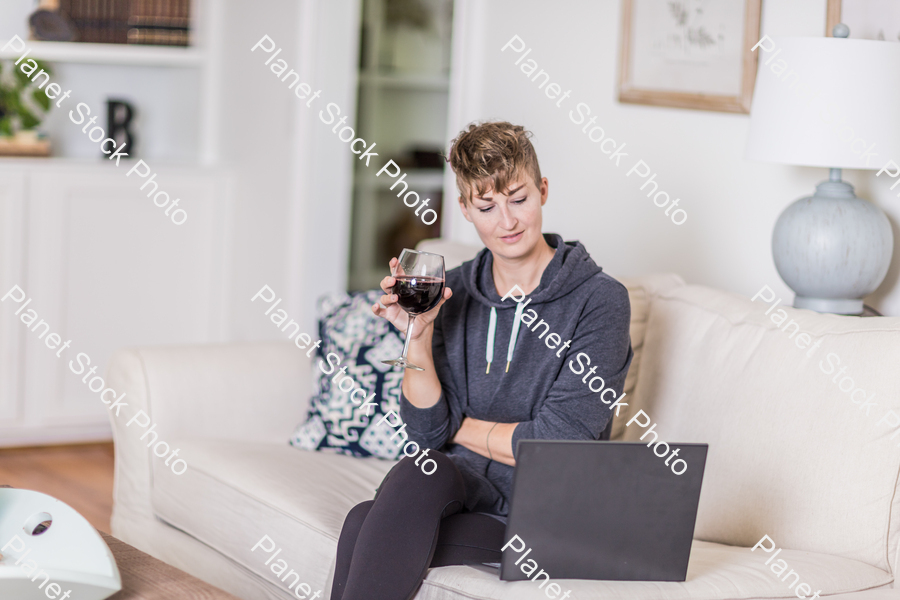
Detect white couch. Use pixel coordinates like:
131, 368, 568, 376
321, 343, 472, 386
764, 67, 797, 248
107, 240, 900, 600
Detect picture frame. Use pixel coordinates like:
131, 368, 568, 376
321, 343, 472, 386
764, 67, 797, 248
826, 0, 900, 41
618, 0, 762, 114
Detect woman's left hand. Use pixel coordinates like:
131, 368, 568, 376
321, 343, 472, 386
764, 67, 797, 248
451, 417, 518, 466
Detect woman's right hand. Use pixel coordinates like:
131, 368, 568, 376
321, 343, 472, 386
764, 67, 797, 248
372, 257, 453, 340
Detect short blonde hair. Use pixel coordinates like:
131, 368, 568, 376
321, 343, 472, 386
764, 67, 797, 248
447, 121, 542, 203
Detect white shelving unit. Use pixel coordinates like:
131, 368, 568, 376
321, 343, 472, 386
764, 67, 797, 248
0, 0, 221, 164
349, 0, 454, 291
0, 0, 229, 447
0, 40, 205, 67
358, 70, 450, 91
355, 168, 445, 191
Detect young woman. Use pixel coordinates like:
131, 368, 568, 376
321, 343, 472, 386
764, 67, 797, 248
330, 121, 633, 600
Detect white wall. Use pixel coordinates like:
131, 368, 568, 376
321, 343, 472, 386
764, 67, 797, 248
445, 0, 900, 315
0, 1, 36, 43
214, 0, 359, 340
213, 0, 300, 340
1, 0, 361, 344
0, 0, 362, 445
286, 0, 361, 337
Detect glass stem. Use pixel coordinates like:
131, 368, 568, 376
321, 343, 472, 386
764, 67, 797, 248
401, 314, 416, 359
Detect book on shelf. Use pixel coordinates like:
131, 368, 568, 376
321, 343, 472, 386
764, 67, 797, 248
59, 0, 131, 44
128, 0, 191, 46
55, 0, 191, 47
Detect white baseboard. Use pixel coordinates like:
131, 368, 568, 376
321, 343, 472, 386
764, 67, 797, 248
0, 422, 112, 448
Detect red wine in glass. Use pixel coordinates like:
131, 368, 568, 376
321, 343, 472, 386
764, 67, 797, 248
382, 249, 446, 371
392, 276, 445, 315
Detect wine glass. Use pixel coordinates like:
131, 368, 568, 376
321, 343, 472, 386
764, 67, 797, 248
382, 249, 446, 371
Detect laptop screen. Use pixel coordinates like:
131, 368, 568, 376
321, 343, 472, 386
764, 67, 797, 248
501, 440, 708, 582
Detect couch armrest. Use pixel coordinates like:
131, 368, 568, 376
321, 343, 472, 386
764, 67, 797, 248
106, 342, 311, 535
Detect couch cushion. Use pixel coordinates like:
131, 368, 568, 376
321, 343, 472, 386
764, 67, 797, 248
624, 284, 900, 572
151, 440, 891, 600
290, 290, 408, 459
612, 273, 685, 440
150, 439, 393, 594
416, 541, 890, 599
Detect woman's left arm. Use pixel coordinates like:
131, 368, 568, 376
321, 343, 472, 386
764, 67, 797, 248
451, 418, 519, 466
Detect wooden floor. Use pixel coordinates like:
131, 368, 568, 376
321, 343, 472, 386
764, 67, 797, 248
0, 442, 114, 532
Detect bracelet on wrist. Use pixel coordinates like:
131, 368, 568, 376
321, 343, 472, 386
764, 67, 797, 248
486, 422, 499, 461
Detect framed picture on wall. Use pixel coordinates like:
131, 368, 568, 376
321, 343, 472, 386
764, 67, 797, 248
618, 0, 762, 113
827, 0, 900, 41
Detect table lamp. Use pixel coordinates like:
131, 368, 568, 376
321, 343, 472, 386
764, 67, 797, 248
745, 26, 900, 315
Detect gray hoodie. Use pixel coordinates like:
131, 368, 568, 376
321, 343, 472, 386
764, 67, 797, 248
399, 233, 633, 516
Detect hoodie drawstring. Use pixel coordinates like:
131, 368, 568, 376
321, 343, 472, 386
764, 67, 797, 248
507, 301, 525, 372
486, 308, 497, 374
486, 303, 525, 374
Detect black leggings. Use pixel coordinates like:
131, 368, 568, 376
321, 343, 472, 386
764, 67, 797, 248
330, 451, 505, 600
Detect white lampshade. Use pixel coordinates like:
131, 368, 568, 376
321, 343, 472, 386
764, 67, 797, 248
746, 36, 900, 170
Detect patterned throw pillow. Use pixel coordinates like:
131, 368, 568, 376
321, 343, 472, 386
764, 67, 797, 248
289, 291, 408, 460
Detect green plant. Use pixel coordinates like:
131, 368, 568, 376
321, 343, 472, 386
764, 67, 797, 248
0, 59, 53, 137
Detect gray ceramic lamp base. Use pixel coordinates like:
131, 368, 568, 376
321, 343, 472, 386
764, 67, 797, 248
794, 295, 865, 315
773, 179, 893, 315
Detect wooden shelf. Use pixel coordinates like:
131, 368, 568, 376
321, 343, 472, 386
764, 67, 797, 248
0, 139, 50, 157
359, 71, 449, 91
0, 156, 207, 173
0, 40, 204, 67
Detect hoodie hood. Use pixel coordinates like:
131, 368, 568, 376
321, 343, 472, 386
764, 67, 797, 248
459, 233, 604, 309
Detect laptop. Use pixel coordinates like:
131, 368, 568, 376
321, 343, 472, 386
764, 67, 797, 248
500, 440, 708, 582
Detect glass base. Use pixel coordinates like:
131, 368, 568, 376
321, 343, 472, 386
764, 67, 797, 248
382, 358, 425, 371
